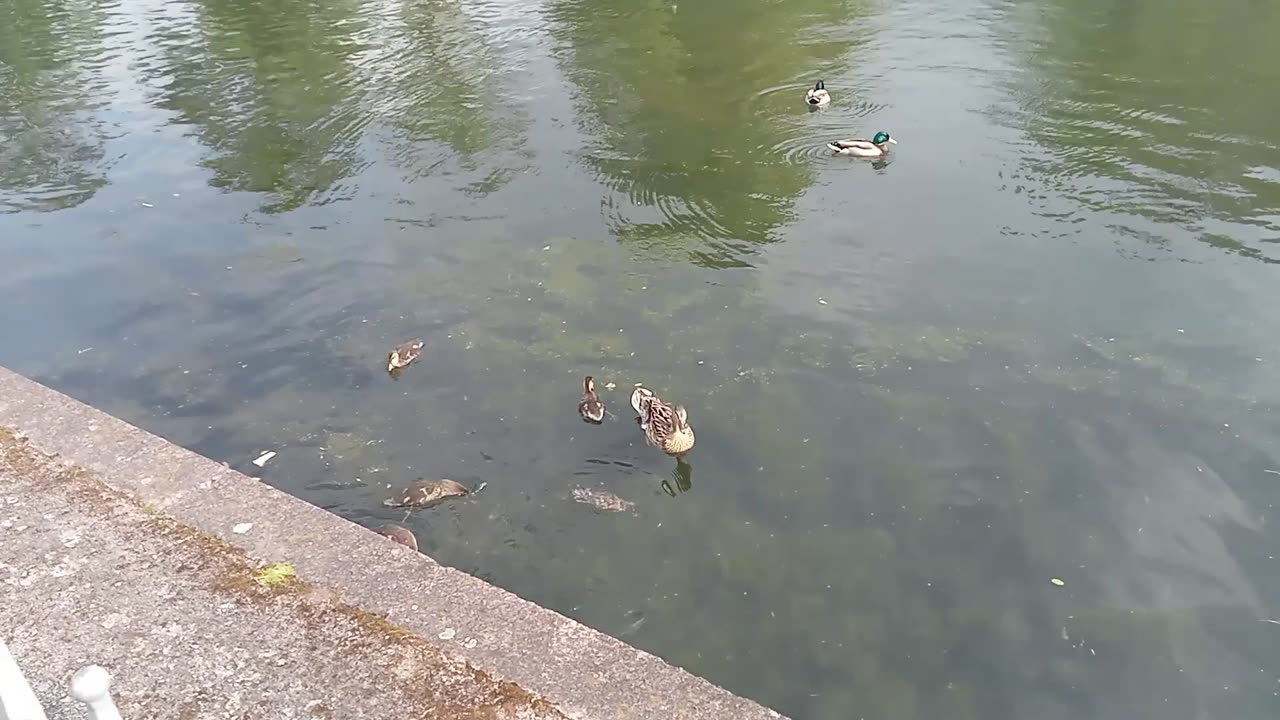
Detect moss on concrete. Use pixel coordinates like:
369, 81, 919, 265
0, 424, 565, 720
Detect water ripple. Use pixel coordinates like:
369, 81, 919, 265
988, 0, 1280, 262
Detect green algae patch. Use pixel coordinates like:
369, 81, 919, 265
255, 562, 298, 587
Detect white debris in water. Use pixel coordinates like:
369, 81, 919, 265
252, 451, 277, 467
604, 382, 616, 390
232, 523, 253, 535
438, 628, 456, 640
1050, 577, 1066, 587
1177, 328, 1185, 333
77, 347, 93, 354
140, 202, 154, 208
817, 298, 828, 305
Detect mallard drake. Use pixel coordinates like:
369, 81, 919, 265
806, 80, 831, 107
827, 131, 897, 157
383, 479, 471, 508
578, 375, 605, 424
388, 339, 424, 372
631, 386, 695, 456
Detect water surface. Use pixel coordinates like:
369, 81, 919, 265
3, 0, 1280, 717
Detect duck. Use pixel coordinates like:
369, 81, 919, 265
387, 339, 424, 373
827, 131, 897, 157
578, 375, 605, 424
805, 80, 831, 107
383, 479, 471, 508
376, 523, 419, 551
631, 386, 695, 456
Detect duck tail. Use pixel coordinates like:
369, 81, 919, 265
630, 386, 653, 417
826, 141, 842, 152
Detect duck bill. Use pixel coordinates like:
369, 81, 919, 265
888, 138, 898, 144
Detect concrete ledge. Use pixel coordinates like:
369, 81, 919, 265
0, 367, 786, 720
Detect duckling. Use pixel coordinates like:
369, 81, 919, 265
383, 479, 471, 508
631, 386, 695, 456
376, 523, 419, 551
572, 486, 635, 513
827, 131, 897, 157
387, 339, 424, 373
806, 80, 831, 107
578, 375, 605, 424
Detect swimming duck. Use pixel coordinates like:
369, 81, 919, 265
631, 386, 695, 456
805, 80, 831, 107
388, 339, 424, 373
827, 131, 897, 157
578, 375, 605, 424
376, 523, 419, 551
572, 486, 635, 513
383, 479, 471, 508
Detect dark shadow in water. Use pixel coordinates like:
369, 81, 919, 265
660, 456, 693, 497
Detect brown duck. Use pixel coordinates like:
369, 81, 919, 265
383, 479, 471, 508
387, 339, 424, 373
572, 486, 634, 513
376, 523, 419, 551
578, 375, 605, 424
631, 386, 695, 456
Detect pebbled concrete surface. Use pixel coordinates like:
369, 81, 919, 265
0, 367, 788, 720
1, 428, 564, 720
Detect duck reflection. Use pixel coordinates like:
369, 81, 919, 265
661, 456, 693, 497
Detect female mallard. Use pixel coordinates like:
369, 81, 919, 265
578, 375, 605, 424
827, 131, 897, 157
631, 386, 695, 456
805, 80, 831, 107
388, 339, 424, 372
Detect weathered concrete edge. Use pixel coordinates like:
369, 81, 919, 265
0, 367, 787, 720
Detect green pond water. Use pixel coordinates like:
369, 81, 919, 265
4, 0, 1280, 716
